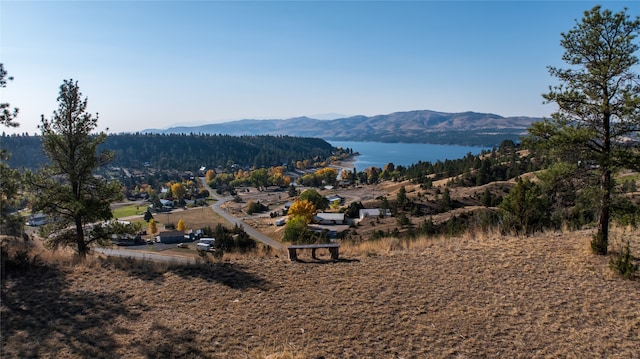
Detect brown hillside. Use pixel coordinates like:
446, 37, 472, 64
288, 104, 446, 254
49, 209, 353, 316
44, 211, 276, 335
2, 230, 639, 358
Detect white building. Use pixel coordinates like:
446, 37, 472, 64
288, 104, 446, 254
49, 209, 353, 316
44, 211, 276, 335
358, 209, 391, 220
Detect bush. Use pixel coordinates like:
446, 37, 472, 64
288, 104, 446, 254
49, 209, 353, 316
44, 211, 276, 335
246, 200, 268, 215
1, 238, 40, 279
591, 232, 608, 255
201, 223, 256, 253
609, 237, 638, 279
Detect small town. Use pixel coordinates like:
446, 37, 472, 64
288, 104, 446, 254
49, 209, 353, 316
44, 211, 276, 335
2, 3, 639, 358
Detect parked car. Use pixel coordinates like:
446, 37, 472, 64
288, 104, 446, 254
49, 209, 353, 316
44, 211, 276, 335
176, 243, 188, 249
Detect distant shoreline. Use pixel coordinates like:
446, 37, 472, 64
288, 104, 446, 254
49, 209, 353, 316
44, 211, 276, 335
328, 141, 492, 170
332, 156, 358, 173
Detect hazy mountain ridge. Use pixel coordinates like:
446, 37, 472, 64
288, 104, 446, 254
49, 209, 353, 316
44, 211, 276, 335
144, 110, 541, 146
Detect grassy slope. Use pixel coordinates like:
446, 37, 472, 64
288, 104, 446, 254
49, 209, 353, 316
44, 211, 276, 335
2, 229, 639, 358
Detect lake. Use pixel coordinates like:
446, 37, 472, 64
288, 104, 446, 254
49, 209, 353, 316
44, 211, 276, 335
328, 141, 491, 170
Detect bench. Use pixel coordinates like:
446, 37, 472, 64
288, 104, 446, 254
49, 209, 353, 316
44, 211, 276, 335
287, 243, 340, 261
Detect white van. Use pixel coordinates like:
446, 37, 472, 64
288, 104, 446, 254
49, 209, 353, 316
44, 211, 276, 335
196, 238, 216, 252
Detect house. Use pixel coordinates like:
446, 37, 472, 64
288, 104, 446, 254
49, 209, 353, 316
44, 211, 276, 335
160, 199, 174, 208
284, 202, 294, 211
315, 212, 345, 225
326, 195, 343, 205
156, 230, 187, 244
358, 209, 391, 220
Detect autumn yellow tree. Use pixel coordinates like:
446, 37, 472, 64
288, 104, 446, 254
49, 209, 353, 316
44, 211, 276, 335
148, 219, 158, 238
171, 182, 186, 201
270, 172, 291, 187
287, 199, 316, 223
235, 169, 248, 180
340, 169, 351, 181
268, 166, 285, 176
177, 219, 187, 231
205, 169, 216, 182
316, 167, 338, 186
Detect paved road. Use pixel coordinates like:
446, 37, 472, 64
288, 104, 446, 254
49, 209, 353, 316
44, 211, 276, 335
98, 179, 286, 264
202, 178, 286, 251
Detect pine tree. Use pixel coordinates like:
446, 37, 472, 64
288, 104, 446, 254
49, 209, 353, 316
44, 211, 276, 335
29, 80, 122, 257
528, 6, 640, 254
0, 64, 23, 236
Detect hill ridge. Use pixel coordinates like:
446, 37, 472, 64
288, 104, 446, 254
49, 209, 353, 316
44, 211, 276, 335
143, 109, 540, 146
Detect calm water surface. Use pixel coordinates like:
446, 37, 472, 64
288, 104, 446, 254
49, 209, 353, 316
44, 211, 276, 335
329, 141, 490, 170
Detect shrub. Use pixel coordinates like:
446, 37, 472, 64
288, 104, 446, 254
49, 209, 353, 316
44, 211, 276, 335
609, 237, 638, 279
591, 232, 608, 255
1, 238, 41, 279
246, 200, 268, 215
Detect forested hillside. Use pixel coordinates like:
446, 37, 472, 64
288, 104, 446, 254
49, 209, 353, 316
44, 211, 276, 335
0, 133, 348, 171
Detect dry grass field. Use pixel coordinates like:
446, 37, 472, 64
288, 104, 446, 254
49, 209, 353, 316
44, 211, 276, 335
2, 228, 639, 358
110, 204, 231, 243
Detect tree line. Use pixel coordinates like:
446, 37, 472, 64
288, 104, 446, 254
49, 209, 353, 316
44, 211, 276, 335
0, 132, 352, 172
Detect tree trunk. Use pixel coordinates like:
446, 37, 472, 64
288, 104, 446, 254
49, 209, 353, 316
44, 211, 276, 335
75, 216, 88, 259
593, 169, 611, 255
592, 106, 612, 255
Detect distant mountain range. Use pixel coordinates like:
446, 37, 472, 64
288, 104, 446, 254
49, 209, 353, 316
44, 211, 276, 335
143, 110, 541, 146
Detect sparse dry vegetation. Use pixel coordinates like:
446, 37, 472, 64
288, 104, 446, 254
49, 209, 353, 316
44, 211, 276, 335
2, 227, 638, 358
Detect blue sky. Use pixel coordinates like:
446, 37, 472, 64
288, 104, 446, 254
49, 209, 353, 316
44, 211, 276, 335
1, 1, 638, 135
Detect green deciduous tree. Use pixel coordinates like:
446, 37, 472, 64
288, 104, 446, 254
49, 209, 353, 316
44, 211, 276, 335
29, 80, 122, 258
283, 216, 309, 243
249, 168, 269, 190
528, 6, 640, 254
298, 189, 329, 211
